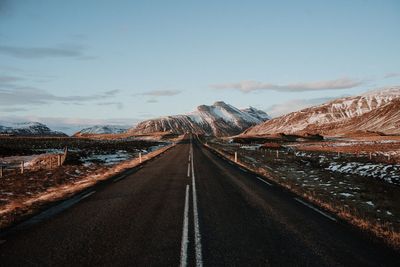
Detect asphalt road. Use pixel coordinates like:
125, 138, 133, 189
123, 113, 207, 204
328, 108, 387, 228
0, 135, 399, 266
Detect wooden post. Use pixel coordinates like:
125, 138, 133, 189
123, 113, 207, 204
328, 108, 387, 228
139, 152, 142, 163
234, 152, 238, 163
57, 155, 61, 166
21, 161, 24, 174
0, 166, 3, 178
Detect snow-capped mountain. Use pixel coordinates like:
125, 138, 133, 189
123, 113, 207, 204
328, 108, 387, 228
74, 125, 129, 136
243, 86, 400, 136
128, 101, 270, 136
0, 122, 67, 136
307, 99, 400, 136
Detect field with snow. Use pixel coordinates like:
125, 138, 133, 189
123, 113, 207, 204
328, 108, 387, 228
206, 137, 400, 247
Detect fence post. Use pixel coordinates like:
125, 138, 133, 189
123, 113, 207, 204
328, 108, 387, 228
21, 161, 24, 174
139, 152, 142, 163
234, 152, 238, 163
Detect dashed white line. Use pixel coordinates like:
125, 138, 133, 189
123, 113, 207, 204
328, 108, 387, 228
187, 162, 191, 178
80, 191, 96, 200
191, 138, 203, 267
294, 198, 337, 222
113, 175, 127, 182
179, 185, 190, 267
256, 176, 273, 186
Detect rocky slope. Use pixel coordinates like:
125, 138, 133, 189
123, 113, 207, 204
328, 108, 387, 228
0, 122, 67, 136
128, 101, 270, 136
243, 86, 400, 136
74, 125, 128, 137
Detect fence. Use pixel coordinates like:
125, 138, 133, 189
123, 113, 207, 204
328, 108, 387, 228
0, 147, 68, 178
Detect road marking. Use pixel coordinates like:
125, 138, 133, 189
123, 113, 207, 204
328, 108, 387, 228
256, 176, 273, 186
180, 185, 190, 267
80, 191, 96, 201
294, 198, 337, 222
240, 168, 248, 173
191, 138, 203, 267
187, 162, 191, 178
113, 175, 127, 182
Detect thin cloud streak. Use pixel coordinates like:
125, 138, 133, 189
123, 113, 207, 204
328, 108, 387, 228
140, 90, 181, 96
211, 78, 364, 93
0, 44, 93, 59
384, 72, 400, 79
0, 87, 121, 106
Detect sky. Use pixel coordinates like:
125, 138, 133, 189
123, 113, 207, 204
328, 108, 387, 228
0, 0, 399, 133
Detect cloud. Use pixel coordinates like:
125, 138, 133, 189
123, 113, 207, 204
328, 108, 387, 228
384, 72, 400, 79
0, 107, 27, 112
0, 74, 23, 84
140, 90, 181, 96
211, 78, 364, 93
267, 97, 338, 117
97, 101, 123, 109
0, 86, 121, 106
0, 44, 94, 59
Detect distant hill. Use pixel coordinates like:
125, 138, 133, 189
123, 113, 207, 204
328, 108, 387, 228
74, 125, 129, 137
0, 122, 67, 136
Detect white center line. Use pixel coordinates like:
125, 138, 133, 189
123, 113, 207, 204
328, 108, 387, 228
256, 176, 273, 186
187, 162, 191, 178
179, 185, 190, 267
294, 198, 337, 222
191, 138, 203, 267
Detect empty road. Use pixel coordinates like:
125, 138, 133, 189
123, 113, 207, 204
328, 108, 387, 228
0, 135, 399, 266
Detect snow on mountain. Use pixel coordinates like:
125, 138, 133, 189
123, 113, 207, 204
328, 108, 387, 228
243, 86, 400, 136
0, 122, 67, 136
74, 125, 129, 136
307, 99, 400, 136
128, 101, 270, 136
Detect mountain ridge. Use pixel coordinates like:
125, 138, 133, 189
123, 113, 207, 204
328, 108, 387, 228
243, 86, 400, 137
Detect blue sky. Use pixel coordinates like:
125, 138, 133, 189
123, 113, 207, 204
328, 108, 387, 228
0, 0, 399, 132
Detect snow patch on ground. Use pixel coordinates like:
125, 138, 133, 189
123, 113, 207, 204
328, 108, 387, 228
325, 162, 400, 184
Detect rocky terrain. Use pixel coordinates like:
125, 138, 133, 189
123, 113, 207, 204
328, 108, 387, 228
128, 101, 270, 136
243, 86, 400, 137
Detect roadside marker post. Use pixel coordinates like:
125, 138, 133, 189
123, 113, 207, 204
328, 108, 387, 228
276, 150, 279, 159
0, 166, 3, 177
139, 152, 142, 163
57, 155, 61, 166
234, 152, 238, 163
20, 161, 24, 174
